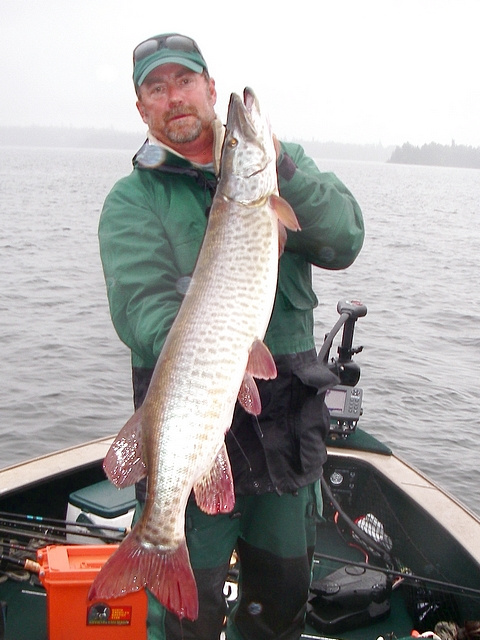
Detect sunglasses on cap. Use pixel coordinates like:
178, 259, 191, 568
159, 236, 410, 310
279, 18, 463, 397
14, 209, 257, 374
133, 34, 202, 64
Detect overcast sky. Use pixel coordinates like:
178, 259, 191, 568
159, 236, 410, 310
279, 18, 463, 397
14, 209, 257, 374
2, 0, 479, 147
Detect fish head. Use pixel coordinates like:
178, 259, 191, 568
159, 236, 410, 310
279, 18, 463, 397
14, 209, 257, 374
219, 87, 277, 204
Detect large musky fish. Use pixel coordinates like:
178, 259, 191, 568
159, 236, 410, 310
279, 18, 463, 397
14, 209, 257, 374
88, 87, 300, 620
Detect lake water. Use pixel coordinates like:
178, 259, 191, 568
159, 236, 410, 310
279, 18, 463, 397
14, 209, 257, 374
1, 146, 479, 517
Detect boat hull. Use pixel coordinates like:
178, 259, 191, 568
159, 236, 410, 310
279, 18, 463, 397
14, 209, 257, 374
1, 433, 479, 639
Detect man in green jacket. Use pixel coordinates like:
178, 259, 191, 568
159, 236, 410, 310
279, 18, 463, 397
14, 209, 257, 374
99, 33, 364, 640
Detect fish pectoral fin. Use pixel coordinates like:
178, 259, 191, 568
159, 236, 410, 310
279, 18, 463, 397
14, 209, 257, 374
193, 444, 235, 515
103, 408, 147, 488
89, 531, 198, 621
270, 194, 301, 231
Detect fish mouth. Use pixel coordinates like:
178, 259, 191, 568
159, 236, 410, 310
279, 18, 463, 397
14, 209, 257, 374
226, 87, 260, 141
243, 87, 259, 118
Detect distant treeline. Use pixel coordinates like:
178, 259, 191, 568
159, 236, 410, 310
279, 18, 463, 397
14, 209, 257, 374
294, 140, 394, 162
0, 125, 145, 151
388, 141, 480, 169
1, 125, 394, 161
4, 126, 479, 167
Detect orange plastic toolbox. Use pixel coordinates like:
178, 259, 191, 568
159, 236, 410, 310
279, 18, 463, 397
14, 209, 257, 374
38, 545, 147, 639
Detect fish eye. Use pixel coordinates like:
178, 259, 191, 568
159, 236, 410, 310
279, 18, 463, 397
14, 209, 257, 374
228, 137, 238, 148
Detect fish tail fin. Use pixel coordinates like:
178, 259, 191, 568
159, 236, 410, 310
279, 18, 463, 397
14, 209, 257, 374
88, 530, 198, 621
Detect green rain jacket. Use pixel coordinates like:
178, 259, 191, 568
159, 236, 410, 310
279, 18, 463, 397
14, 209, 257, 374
99, 138, 364, 370
99, 133, 364, 494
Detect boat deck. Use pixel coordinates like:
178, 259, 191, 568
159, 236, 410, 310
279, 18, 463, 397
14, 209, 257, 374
0, 435, 479, 639
0, 518, 469, 640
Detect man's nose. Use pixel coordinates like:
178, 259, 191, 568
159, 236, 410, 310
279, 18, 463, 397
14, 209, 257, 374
166, 84, 184, 104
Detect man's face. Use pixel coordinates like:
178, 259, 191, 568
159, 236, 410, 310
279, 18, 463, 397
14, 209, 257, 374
136, 63, 217, 150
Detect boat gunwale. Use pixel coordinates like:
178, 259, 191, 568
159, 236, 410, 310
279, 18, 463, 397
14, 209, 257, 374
0, 436, 113, 497
1, 436, 479, 566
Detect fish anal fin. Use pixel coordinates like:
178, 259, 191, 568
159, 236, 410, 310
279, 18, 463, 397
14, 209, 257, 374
238, 372, 262, 415
88, 531, 198, 621
103, 408, 147, 488
193, 444, 235, 514
247, 339, 277, 380
270, 194, 301, 231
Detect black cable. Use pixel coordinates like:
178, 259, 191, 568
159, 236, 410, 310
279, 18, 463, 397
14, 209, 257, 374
320, 475, 394, 566
314, 552, 480, 599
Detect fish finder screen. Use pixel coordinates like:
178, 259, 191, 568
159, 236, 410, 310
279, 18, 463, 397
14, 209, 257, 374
326, 388, 346, 412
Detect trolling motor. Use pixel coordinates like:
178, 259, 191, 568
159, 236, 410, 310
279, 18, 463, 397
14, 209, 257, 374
320, 300, 367, 437
309, 300, 393, 635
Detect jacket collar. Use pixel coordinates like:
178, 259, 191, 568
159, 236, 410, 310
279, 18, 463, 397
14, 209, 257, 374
136, 117, 225, 176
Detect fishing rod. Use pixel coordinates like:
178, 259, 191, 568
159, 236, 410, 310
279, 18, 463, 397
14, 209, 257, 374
0, 553, 41, 575
0, 522, 122, 545
313, 552, 480, 599
0, 510, 129, 535
0, 513, 127, 542
0, 524, 66, 545
0, 540, 38, 559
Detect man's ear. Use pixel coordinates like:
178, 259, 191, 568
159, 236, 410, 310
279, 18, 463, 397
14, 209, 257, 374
209, 78, 217, 107
136, 99, 147, 123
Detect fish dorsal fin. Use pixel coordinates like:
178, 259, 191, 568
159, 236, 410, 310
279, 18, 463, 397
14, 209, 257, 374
193, 444, 235, 514
103, 408, 147, 488
270, 194, 301, 231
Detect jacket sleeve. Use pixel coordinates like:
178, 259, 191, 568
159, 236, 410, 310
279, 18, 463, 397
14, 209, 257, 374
98, 173, 185, 367
277, 141, 365, 269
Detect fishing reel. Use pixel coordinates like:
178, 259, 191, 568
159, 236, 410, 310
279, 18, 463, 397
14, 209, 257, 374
321, 300, 367, 436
